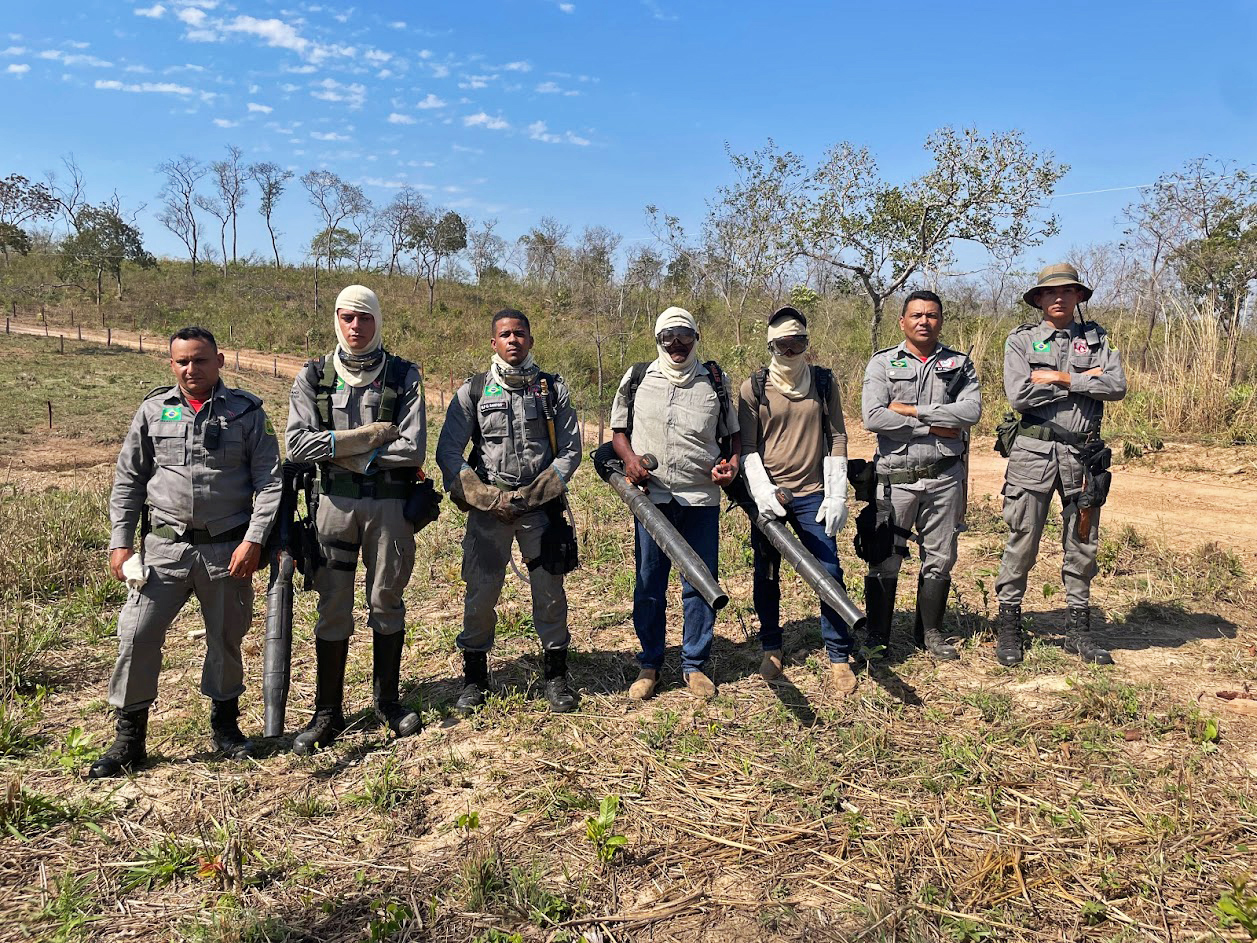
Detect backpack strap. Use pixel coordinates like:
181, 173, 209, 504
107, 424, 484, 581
813, 365, 833, 456
751, 367, 769, 447
465, 370, 490, 473
313, 354, 412, 430
623, 362, 650, 440
312, 357, 335, 431
704, 360, 732, 458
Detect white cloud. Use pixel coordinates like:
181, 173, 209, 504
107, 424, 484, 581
430, 63, 449, 78
387, 112, 414, 124
559, 2, 575, 11
95, 78, 194, 95
124, 64, 151, 72
388, 20, 406, 29
134, 3, 166, 16
361, 177, 407, 188
213, 117, 237, 127
416, 92, 445, 109
247, 101, 272, 113
175, 6, 207, 26
311, 130, 349, 141
364, 48, 391, 65
310, 77, 366, 107
458, 73, 495, 90
528, 120, 590, 146
66, 41, 89, 49
222, 15, 307, 54
1, 46, 26, 55
37, 50, 113, 67
452, 143, 484, 154
535, 81, 560, 94
283, 64, 317, 74
165, 63, 206, 72
6, 63, 29, 74
464, 111, 509, 130
502, 61, 531, 72
417, 49, 432, 59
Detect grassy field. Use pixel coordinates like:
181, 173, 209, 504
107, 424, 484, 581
2, 334, 1257, 942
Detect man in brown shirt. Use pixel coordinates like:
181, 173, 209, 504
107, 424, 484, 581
738, 306, 856, 696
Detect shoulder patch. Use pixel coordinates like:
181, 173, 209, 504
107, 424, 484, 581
889, 358, 910, 368
144, 385, 175, 400
264, 417, 276, 436
1031, 340, 1051, 352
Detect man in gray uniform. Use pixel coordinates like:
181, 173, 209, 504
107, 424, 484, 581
993, 264, 1127, 666
436, 309, 582, 713
861, 290, 981, 661
92, 326, 281, 778
286, 285, 426, 753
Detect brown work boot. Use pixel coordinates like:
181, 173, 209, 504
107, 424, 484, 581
759, 650, 784, 682
684, 670, 716, 699
628, 668, 658, 701
829, 662, 858, 698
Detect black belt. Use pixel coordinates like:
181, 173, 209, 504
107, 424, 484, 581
318, 467, 412, 500
877, 455, 961, 486
152, 522, 250, 544
1017, 417, 1097, 447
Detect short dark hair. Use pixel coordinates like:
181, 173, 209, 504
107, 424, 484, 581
169, 326, 218, 350
901, 290, 943, 317
492, 308, 531, 333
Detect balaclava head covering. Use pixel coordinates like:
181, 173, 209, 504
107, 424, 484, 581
332, 285, 386, 388
489, 309, 540, 390
653, 306, 700, 387
766, 306, 811, 400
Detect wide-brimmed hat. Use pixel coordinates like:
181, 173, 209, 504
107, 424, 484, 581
1023, 264, 1093, 308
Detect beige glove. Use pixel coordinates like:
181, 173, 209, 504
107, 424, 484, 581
516, 466, 566, 510
331, 452, 375, 475
334, 421, 400, 457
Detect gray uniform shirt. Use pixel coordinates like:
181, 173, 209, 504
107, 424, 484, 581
1003, 319, 1127, 490
862, 342, 981, 472
436, 370, 581, 490
610, 362, 739, 507
109, 382, 282, 550
286, 353, 426, 470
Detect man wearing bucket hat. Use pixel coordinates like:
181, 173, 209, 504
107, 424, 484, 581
861, 290, 981, 662
286, 285, 427, 752
992, 264, 1126, 666
738, 306, 858, 696
610, 306, 740, 700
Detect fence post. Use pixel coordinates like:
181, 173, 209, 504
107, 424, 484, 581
236, 350, 240, 369
43, 320, 48, 337
59, 334, 64, 354
273, 355, 278, 377
138, 334, 143, 353
4, 317, 8, 334
107, 328, 111, 346
47, 400, 53, 429
77, 325, 82, 341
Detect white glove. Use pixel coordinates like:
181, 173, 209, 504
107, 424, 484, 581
122, 554, 149, 591
743, 453, 787, 519
816, 455, 849, 537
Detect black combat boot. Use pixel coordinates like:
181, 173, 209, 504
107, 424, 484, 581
455, 650, 491, 715
292, 638, 349, 756
210, 697, 254, 760
542, 648, 578, 713
372, 631, 421, 737
917, 578, 959, 660
862, 576, 897, 659
87, 707, 149, 779
993, 604, 1024, 667
912, 574, 925, 649
1064, 607, 1113, 665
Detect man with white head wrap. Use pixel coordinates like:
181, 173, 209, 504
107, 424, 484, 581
286, 285, 427, 753
610, 307, 740, 700
738, 306, 857, 697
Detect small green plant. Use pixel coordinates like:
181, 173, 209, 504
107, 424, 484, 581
367, 899, 415, 942
351, 756, 416, 814
0, 782, 112, 841
585, 795, 628, 865
1217, 876, 1257, 938
1081, 900, 1108, 926
473, 931, 524, 943
456, 809, 481, 835
56, 726, 95, 772
35, 870, 98, 943
122, 836, 200, 891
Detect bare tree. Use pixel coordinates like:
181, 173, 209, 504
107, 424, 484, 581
379, 188, 424, 276
210, 145, 247, 265
194, 190, 230, 277
247, 161, 293, 269
43, 154, 88, 235
346, 196, 380, 271
467, 217, 507, 283
157, 155, 207, 274
518, 216, 570, 289
405, 208, 467, 313
301, 170, 368, 312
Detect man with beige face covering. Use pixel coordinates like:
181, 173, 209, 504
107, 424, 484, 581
611, 306, 740, 700
286, 285, 427, 753
739, 306, 856, 696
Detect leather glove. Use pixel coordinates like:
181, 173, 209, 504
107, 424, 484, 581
334, 421, 400, 457
743, 453, 786, 519
516, 466, 566, 510
452, 467, 518, 522
816, 456, 849, 538
330, 450, 376, 475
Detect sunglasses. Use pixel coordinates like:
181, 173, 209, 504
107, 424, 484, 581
768, 335, 808, 357
657, 328, 697, 346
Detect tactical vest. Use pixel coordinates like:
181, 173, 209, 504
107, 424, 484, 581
464, 369, 561, 476
621, 360, 732, 457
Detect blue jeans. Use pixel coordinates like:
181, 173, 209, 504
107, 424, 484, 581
751, 491, 852, 663
633, 501, 720, 674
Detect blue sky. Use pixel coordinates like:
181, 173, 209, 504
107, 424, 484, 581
3, 0, 1256, 272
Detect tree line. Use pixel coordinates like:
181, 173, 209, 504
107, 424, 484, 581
1, 128, 1253, 353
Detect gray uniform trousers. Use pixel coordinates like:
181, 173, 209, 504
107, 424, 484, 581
458, 507, 569, 652
996, 450, 1099, 609
868, 465, 964, 580
109, 535, 252, 711
313, 494, 415, 641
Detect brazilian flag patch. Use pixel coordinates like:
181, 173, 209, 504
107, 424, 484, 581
161, 406, 183, 421
889, 359, 908, 368
1032, 340, 1050, 352
335, 376, 346, 391
484, 383, 504, 396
